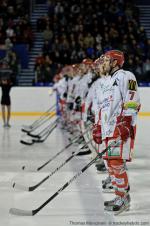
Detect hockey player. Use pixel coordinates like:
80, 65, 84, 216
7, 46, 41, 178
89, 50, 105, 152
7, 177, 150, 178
53, 65, 73, 127
82, 56, 108, 169
80, 58, 103, 158
73, 59, 93, 114
66, 64, 81, 132
90, 56, 109, 172
93, 50, 140, 214
73, 59, 94, 155
66, 64, 79, 111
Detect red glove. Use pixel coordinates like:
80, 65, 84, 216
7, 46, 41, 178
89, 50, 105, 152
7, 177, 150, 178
113, 116, 132, 142
92, 124, 102, 144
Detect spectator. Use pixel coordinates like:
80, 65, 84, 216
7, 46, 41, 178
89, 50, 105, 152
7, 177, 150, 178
143, 59, 150, 74
43, 25, 53, 42
0, 0, 33, 85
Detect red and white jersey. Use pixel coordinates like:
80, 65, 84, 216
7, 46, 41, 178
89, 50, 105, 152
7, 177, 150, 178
67, 75, 80, 103
83, 78, 99, 121
74, 72, 93, 101
73, 75, 82, 99
96, 69, 140, 139
53, 77, 68, 99
84, 79, 98, 111
92, 77, 108, 122
80, 72, 93, 101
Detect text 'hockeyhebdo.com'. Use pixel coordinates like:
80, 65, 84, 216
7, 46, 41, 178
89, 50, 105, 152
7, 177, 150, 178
69, 221, 150, 225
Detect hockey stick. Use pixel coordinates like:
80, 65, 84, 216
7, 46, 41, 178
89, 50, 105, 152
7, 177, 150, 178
68, 122, 92, 144
21, 104, 56, 132
33, 123, 57, 143
27, 115, 54, 138
28, 118, 58, 139
20, 123, 57, 146
21, 124, 92, 171
9, 138, 120, 216
12, 140, 92, 191
22, 112, 56, 134
20, 139, 35, 145
81, 120, 97, 154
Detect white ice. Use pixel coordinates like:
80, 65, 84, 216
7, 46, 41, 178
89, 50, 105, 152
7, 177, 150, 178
0, 116, 150, 226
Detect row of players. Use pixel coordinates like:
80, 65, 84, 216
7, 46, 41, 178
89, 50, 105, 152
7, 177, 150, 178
53, 50, 141, 215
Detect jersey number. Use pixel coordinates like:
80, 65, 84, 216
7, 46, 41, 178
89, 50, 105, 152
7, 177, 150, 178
129, 91, 135, 100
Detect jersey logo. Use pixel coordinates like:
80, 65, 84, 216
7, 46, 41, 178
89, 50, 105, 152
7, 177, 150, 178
113, 80, 118, 86
128, 80, 137, 91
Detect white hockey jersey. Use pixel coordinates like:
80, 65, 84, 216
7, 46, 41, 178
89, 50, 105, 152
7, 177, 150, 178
83, 78, 99, 122
53, 77, 68, 99
96, 69, 140, 139
74, 72, 93, 101
66, 75, 80, 103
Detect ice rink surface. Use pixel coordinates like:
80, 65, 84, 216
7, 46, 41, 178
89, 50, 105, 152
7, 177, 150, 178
0, 116, 150, 226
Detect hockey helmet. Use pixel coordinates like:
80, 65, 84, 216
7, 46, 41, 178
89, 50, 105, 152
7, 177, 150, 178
104, 50, 124, 67
82, 58, 93, 65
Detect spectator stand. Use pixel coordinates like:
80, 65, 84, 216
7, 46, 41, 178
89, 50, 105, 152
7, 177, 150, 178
34, 0, 149, 86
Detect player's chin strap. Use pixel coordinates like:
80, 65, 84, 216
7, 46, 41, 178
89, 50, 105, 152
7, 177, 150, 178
109, 64, 120, 76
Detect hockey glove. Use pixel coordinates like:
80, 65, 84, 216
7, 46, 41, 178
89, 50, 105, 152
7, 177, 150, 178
67, 102, 74, 110
113, 116, 132, 142
75, 96, 81, 105
63, 92, 67, 98
74, 96, 82, 111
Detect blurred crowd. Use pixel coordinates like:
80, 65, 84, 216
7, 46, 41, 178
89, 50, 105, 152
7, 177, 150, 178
0, 0, 150, 85
34, 54, 60, 84
35, 0, 150, 84
0, 0, 33, 84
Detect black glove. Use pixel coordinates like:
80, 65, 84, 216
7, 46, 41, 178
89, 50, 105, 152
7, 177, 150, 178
67, 103, 73, 110
75, 96, 81, 105
63, 92, 67, 98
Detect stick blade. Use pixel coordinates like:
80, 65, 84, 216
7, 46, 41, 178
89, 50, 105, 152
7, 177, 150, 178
12, 182, 29, 191
33, 139, 43, 143
28, 133, 40, 139
21, 126, 32, 133
21, 128, 30, 133
20, 140, 34, 145
9, 208, 33, 216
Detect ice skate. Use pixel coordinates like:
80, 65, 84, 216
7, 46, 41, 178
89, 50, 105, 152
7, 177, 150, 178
104, 194, 131, 215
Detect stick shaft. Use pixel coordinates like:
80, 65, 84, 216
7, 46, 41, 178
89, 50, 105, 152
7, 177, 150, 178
10, 138, 120, 216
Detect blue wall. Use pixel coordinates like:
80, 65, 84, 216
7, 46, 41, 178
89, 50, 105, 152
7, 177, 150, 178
0, 49, 6, 59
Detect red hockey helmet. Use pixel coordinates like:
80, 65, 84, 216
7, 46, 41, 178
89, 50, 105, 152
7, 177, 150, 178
72, 64, 79, 74
61, 65, 73, 75
104, 50, 124, 67
82, 58, 93, 65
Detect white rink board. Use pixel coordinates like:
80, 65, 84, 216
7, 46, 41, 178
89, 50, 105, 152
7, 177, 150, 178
0, 87, 56, 113
0, 87, 149, 113
138, 87, 150, 112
